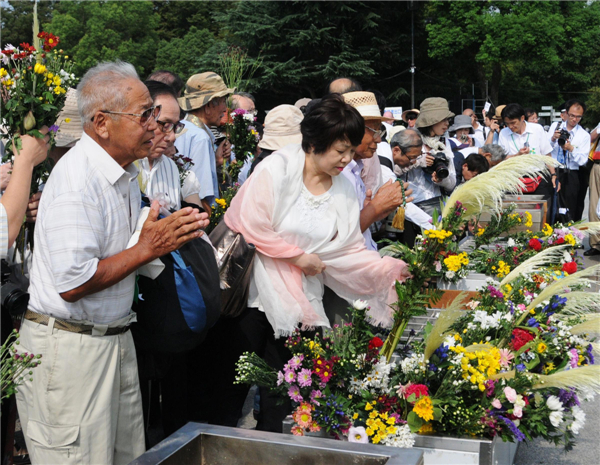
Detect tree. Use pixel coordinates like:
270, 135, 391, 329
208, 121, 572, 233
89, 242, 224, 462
45, 0, 160, 77
1, 0, 56, 49
213, 1, 412, 106
425, 1, 600, 108
154, 26, 218, 80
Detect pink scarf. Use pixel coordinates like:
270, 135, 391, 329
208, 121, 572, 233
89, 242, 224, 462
225, 144, 409, 337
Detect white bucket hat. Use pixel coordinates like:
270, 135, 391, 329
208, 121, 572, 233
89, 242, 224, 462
258, 104, 304, 151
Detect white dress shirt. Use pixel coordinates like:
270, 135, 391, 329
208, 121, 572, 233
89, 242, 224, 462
548, 122, 591, 170
498, 121, 552, 157
342, 159, 377, 250
28, 133, 141, 323
137, 155, 182, 210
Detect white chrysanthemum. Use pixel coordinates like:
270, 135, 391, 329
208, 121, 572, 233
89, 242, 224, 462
546, 395, 563, 411
549, 410, 564, 427
400, 353, 425, 374
507, 238, 516, 247
570, 406, 586, 434
381, 424, 415, 448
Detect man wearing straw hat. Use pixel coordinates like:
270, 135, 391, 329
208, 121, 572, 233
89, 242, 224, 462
175, 72, 234, 210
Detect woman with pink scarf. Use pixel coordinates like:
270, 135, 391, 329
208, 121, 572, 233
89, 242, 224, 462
202, 94, 410, 432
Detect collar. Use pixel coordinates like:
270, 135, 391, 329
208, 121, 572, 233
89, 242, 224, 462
138, 156, 163, 174
562, 122, 581, 134
513, 121, 532, 136
79, 132, 138, 185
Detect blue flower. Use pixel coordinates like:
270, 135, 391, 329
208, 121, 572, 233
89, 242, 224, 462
516, 363, 526, 372
527, 317, 539, 328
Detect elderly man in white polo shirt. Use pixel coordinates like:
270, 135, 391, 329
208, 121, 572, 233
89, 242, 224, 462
17, 61, 208, 465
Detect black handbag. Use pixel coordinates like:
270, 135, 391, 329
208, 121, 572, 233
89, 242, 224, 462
209, 219, 256, 318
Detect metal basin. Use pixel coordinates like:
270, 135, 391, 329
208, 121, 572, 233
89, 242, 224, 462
130, 423, 424, 465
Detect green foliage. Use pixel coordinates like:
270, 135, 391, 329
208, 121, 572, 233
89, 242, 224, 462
154, 26, 217, 79
45, 0, 160, 77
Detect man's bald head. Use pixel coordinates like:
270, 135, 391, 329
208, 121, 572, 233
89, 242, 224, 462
462, 108, 474, 117
327, 77, 361, 95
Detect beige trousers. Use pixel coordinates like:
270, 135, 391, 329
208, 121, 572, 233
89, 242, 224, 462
589, 163, 600, 249
15, 317, 145, 465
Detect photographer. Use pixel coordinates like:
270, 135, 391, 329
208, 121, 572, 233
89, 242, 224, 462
1, 131, 49, 260
410, 97, 457, 212
548, 99, 590, 222
483, 105, 505, 145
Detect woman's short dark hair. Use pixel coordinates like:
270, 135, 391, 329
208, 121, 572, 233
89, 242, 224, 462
501, 103, 525, 121
465, 153, 489, 175
301, 93, 364, 154
144, 80, 178, 102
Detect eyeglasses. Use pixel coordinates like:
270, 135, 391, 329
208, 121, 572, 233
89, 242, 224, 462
157, 120, 185, 134
366, 125, 384, 139
567, 113, 583, 120
96, 105, 161, 126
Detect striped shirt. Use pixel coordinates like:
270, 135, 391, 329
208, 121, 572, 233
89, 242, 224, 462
28, 132, 141, 324
137, 156, 182, 210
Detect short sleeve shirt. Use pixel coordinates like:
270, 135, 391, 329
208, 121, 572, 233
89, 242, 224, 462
28, 133, 141, 324
498, 122, 552, 157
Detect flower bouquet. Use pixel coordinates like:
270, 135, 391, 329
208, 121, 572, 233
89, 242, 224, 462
473, 205, 533, 247
206, 183, 240, 234
392, 247, 600, 450
224, 108, 259, 183
1, 330, 42, 404
1, 20, 77, 253
236, 300, 416, 447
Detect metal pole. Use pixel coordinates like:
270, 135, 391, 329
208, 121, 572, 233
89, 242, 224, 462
411, 0, 415, 108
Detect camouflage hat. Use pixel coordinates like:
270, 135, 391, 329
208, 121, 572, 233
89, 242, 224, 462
177, 72, 235, 112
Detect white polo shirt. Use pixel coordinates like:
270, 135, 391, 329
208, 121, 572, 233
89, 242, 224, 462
498, 121, 552, 157
28, 132, 141, 324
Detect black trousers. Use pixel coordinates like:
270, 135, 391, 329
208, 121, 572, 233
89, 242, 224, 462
187, 308, 294, 432
530, 174, 555, 224
557, 169, 580, 223
575, 160, 592, 221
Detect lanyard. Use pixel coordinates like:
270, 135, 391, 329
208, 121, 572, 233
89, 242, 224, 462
511, 132, 530, 152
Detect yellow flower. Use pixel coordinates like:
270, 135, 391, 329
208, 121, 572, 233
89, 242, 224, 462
352, 413, 358, 420
386, 417, 396, 425
53, 75, 62, 86
418, 423, 435, 434
413, 396, 434, 422
496, 261, 511, 278
0, 68, 7, 77
365, 427, 374, 436
34, 63, 47, 74
543, 362, 555, 374
524, 211, 533, 228
369, 411, 378, 419
3, 79, 14, 87
537, 342, 547, 354
365, 402, 373, 411
476, 227, 485, 237
65, 55, 69, 59
65, 118, 71, 123
215, 198, 227, 208
564, 234, 576, 246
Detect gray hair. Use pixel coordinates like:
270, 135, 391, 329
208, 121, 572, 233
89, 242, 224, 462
77, 61, 139, 126
481, 144, 507, 162
390, 128, 423, 151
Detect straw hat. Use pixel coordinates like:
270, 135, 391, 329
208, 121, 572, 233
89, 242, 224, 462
258, 104, 303, 151
54, 88, 82, 148
401, 108, 420, 123
415, 97, 454, 128
342, 91, 393, 123
448, 115, 474, 134
493, 105, 506, 120
177, 72, 235, 112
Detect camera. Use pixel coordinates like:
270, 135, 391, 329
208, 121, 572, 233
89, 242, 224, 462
557, 127, 570, 147
423, 152, 450, 180
1, 259, 29, 318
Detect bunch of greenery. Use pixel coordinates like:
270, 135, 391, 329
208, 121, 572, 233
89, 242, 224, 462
1, 330, 42, 404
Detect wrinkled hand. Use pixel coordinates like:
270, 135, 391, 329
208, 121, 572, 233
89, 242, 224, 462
0, 162, 11, 191
138, 201, 206, 259
16, 127, 49, 167
25, 191, 42, 224
291, 253, 326, 276
216, 139, 232, 167
371, 180, 404, 221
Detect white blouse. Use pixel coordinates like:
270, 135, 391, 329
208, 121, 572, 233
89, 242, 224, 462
248, 184, 337, 310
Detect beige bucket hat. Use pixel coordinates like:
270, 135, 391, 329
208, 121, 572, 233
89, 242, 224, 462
55, 88, 82, 148
258, 104, 303, 151
342, 91, 393, 123
415, 97, 455, 128
177, 72, 235, 112
401, 108, 420, 123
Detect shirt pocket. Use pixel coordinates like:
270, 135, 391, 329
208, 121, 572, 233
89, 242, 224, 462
27, 419, 80, 463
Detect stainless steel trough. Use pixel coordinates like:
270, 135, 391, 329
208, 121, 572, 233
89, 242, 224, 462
130, 422, 424, 465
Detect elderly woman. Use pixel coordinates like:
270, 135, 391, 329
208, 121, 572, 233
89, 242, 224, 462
199, 94, 410, 432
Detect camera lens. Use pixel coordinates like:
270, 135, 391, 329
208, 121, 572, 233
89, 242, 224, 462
1, 283, 29, 318
436, 166, 449, 180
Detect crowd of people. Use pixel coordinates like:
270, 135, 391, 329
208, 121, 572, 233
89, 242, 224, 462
1, 60, 599, 464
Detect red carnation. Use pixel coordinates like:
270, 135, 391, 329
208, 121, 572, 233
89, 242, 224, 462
368, 337, 384, 350
404, 383, 429, 402
555, 237, 565, 245
528, 238, 542, 251
562, 262, 577, 274
509, 328, 535, 351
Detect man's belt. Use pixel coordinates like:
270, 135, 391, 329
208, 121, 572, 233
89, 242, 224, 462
24, 310, 130, 336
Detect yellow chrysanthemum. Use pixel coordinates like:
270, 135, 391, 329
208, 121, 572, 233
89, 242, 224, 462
34, 63, 47, 74
413, 396, 434, 422
537, 342, 547, 353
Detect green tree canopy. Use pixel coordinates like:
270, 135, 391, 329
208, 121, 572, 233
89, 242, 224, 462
44, 0, 159, 77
